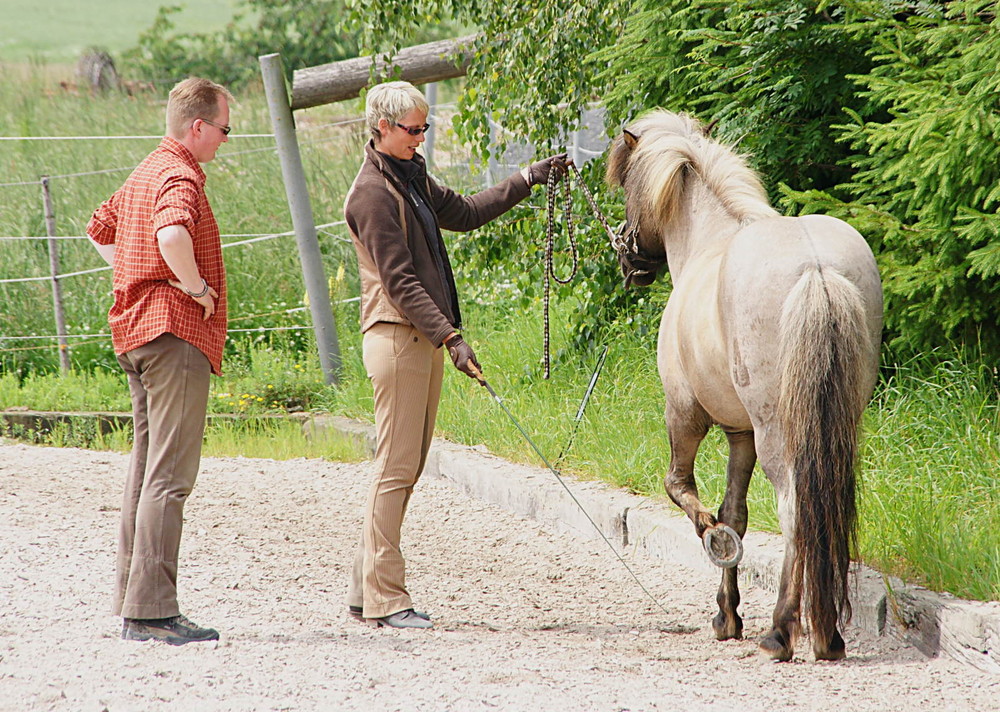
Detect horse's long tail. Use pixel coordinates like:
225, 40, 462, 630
778, 265, 871, 651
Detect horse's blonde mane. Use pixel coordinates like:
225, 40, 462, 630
624, 110, 778, 227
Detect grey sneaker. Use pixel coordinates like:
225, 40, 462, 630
368, 608, 433, 629
122, 614, 220, 645
349, 605, 429, 622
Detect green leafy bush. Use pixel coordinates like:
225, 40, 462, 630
123, 0, 361, 86
784, 2, 1000, 353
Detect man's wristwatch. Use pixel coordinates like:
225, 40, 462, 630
185, 279, 210, 299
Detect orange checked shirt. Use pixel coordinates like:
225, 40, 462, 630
87, 136, 227, 374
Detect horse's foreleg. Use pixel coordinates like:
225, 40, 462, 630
663, 406, 714, 537
712, 429, 755, 641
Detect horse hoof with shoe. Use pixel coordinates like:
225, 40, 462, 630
606, 110, 883, 662
703, 524, 743, 569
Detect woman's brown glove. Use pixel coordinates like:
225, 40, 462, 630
528, 153, 570, 186
446, 334, 481, 379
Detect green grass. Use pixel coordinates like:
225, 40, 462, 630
859, 355, 1000, 599
202, 417, 366, 461
9, 414, 368, 462
0, 0, 242, 64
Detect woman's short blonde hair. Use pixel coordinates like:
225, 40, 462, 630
365, 81, 429, 142
165, 77, 234, 138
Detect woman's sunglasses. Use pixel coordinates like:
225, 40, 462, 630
395, 122, 431, 136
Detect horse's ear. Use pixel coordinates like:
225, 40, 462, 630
702, 119, 719, 137
623, 129, 639, 150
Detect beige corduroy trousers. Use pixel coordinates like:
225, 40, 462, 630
113, 333, 211, 620
347, 322, 444, 619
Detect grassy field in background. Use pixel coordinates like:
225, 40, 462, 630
0, 63, 379, 374
0, 64, 996, 604
0, 0, 241, 64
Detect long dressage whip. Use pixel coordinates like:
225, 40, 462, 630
553, 344, 609, 470
467, 361, 673, 618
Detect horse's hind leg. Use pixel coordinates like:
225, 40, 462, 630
759, 478, 803, 662
712, 429, 756, 641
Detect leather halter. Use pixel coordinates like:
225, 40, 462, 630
613, 217, 665, 288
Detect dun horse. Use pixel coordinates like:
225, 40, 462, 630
606, 110, 883, 661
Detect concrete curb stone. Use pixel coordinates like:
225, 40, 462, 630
311, 414, 1000, 675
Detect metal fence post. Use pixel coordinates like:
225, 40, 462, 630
259, 53, 341, 384
41, 176, 71, 373
487, 119, 499, 188
424, 82, 437, 171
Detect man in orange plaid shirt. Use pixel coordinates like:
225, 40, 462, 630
88, 77, 232, 646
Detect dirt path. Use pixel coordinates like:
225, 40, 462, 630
1, 442, 996, 711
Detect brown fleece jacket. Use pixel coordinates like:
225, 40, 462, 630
344, 141, 531, 347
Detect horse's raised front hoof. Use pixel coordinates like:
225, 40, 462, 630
759, 630, 794, 662
814, 630, 847, 661
712, 611, 743, 641
703, 524, 743, 568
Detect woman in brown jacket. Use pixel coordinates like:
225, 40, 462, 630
344, 80, 567, 629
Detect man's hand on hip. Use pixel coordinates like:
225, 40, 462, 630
169, 279, 219, 320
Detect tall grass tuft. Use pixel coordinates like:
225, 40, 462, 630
861, 352, 1000, 601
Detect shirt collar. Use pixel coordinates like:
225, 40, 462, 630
381, 151, 422, 185
366, 139, 426, 182
159, 135, 207, 184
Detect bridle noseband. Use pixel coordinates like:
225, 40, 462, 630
613, 218, 662, 288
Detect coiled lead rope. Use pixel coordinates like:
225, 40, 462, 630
542, 166, 579, 379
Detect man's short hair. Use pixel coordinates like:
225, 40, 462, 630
365, 81, 429, 142
166, 77, 234, 138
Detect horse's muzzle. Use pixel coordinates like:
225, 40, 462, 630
619, 253, 661, 288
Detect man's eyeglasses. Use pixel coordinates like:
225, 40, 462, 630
395, 122, 431, 136
199, 118, 231, 136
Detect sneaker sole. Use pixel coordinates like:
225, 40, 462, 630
366, 617, 433, 630
123, 629, 219, 645
351, 607, 430, 624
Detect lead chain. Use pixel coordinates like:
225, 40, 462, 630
543, 165, 579, 379
568, 162, 620, 249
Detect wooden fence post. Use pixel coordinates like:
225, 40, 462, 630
41, 176, 71, 373
290, 35, 476, 110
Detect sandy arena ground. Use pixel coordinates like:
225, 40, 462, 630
1, 441, 997, 711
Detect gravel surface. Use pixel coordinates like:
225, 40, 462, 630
1, 442, 997, 711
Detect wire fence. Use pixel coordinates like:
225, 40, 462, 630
0, 94, 607, 370
0, 101, 474, 368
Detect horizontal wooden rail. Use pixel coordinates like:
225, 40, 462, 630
290, 35, 477, 110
